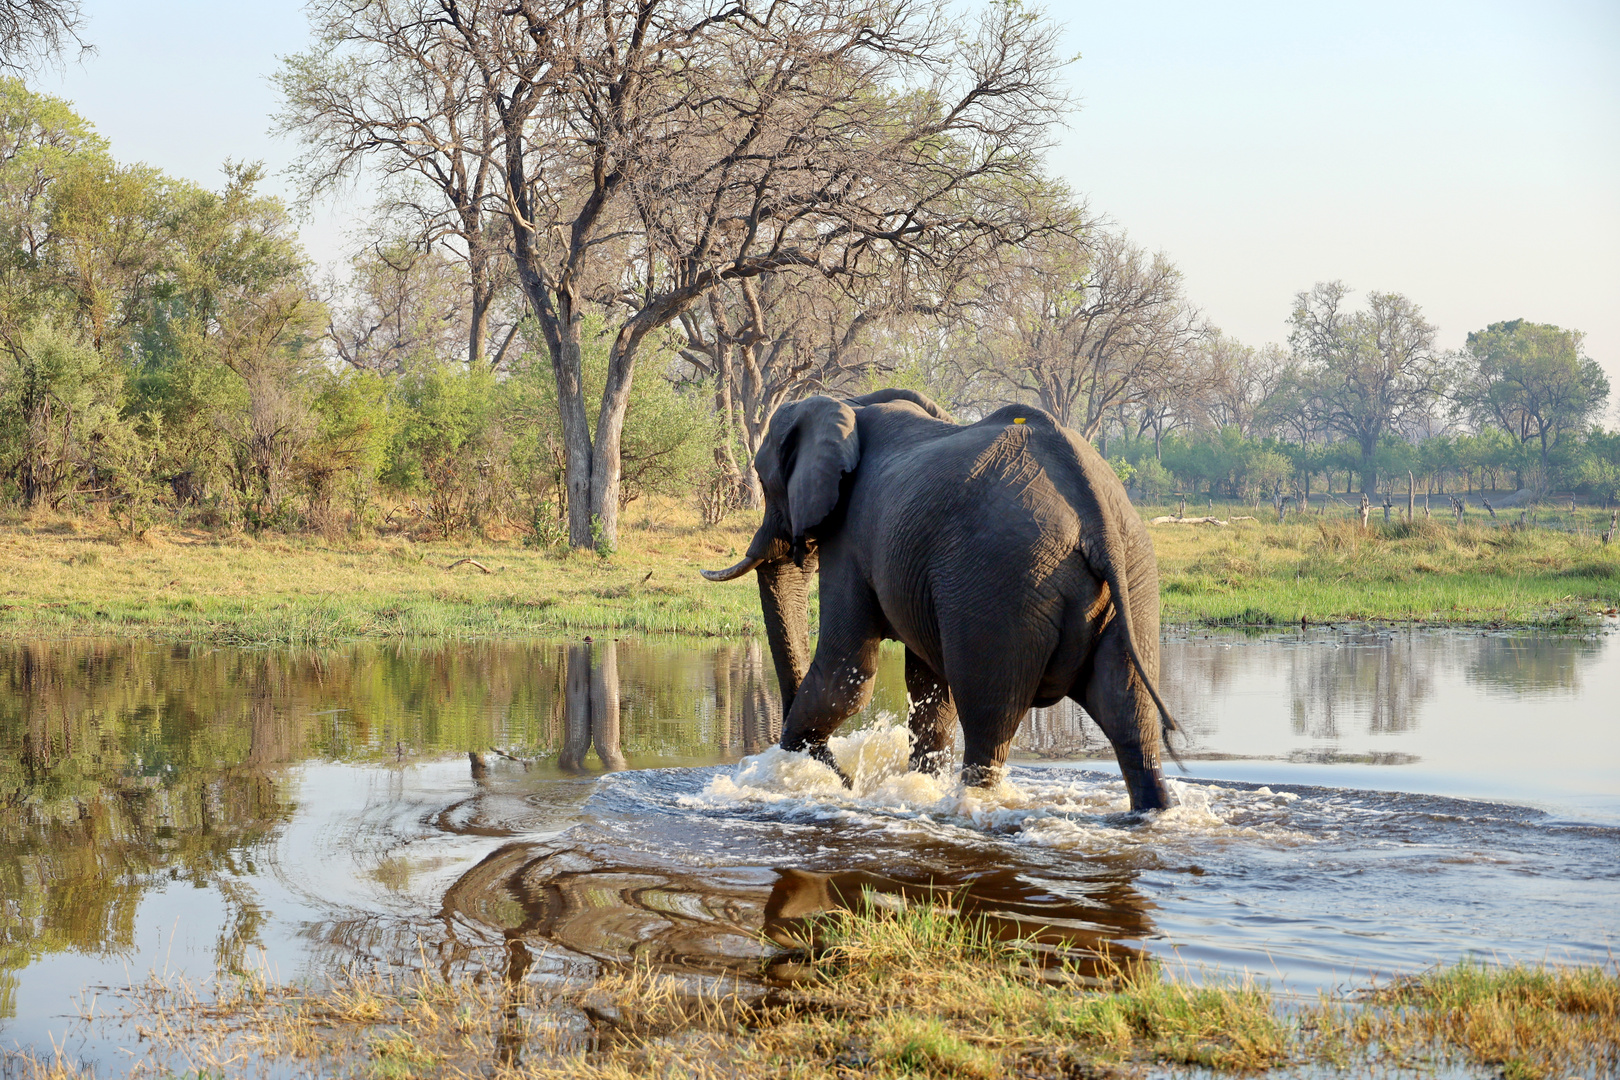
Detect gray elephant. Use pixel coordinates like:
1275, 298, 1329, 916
701, 389, 1179, 811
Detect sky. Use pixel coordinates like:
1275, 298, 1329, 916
37, 0, 1620, 399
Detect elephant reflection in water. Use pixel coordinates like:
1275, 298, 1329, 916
433, 841, 1157, 1065
759, 867, 1152, 982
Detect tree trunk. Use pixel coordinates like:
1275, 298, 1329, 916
468, 281, 489, 366
587, 329, 646, 551
1359, 439, 1377, 498
467, 233, 491, 366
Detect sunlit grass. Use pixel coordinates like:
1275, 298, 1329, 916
44, 899, 1616, 1079
1148, 508, 1620, 628
0, 502, 769, 644
2, 496, 1616, 644
1306, 960, 1620, 1080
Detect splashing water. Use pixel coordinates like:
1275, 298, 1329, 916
679, 715, 1308, 854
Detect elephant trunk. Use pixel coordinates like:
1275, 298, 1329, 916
757, 552, 817, 719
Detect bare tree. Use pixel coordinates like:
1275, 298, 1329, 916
276, 0, 511, 367
1202, 335, 1287, 438
1288, 281, 1445, 495
678, 257, 972, 507
324, 240, 473, 374
0, 0, 87, 70
976, 231, 1211, 441
383, 0, 1071, 549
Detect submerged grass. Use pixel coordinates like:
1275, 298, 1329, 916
2, 499, 1617, 644
36, 899, 1618, 1079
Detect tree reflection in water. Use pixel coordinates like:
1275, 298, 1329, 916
0, 630, 1608, 1062
0, 643, 297, 1018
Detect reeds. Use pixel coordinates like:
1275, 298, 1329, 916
30, 903, 1610, 1079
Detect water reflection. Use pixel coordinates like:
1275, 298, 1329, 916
0, 630, 1614, 1052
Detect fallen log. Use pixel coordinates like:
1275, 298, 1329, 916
1148, 515, 1228, 526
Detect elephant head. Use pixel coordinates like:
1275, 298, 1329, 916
701, 395, 860, 716
702, 390, 952, 719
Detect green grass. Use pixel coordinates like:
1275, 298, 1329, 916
85, 897, 1620, 1080
1, 498, 1616, 645
1148, 508, 1620, 628
0, 505, 769, 644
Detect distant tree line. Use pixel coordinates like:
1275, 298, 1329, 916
0, 0, 1614, 543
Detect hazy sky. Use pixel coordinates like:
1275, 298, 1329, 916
39, 0, 1620, 396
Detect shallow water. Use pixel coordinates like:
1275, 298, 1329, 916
0, 628, 1616, 1068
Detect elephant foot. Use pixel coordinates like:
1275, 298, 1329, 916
908, 748, 949, 777
804, 740, 852, 788
1121, 767, 1174, 813
959, 762, 1005, 788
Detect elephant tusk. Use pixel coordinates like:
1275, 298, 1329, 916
699, 556, 764, 582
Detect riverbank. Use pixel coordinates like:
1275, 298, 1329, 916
1, 503, 1616, 644
31, 902, 1615, 1080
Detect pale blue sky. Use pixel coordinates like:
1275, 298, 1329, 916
40, 1, 1620, 396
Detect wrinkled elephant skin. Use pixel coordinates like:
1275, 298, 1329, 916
702, 389, 1177, 812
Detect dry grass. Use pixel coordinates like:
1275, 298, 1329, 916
2, 498, 1617, 645
1304, 960, 1620, 1080
18, 901, 1613, 1079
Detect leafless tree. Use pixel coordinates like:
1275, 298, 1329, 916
276, 0, 513, 367
341, 0, 1069, 549
1203, 335, 1287, 438
677, 254, 973, 507
975, 231, 1211, 442
0, 0, 87, 70
1288, 281, 1445, 494
325, 240, 476, 374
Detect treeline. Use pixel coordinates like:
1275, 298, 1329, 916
1, 0, 1615, 546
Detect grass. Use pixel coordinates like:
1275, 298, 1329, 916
26, 899, 1616, 1079
1147, 504, 1620, 629
0, 504, 768, 645
1, 498, 1617, 645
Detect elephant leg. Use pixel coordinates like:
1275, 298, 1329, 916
941, 624, 1053, 788
904, 648, 955, 775
778, 578, 882, 781
1080, 619, 1171, 812
955, 697, 1029, 787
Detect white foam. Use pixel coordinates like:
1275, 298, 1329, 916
679, 717, 1311, 853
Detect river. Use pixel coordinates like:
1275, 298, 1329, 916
0, 628, 1616, 1069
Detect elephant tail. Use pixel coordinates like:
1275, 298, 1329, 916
1101, 555, 1186, 774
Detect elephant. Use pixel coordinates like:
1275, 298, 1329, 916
700, 389, 1180, 812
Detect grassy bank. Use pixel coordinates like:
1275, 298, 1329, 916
0, 507, 768, 644
1, 501, 1617, 645
24, 901, 1616, 1079
1149, 510, 1620, 629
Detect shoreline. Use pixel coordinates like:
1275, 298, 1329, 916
2, 510, 1617, 645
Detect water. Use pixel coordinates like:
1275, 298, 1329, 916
0, 628, 1616, 1068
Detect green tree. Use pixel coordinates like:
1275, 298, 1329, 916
1457, 319, 1609, 487
1289, 282, 1445, 496
0, 320, 128, 506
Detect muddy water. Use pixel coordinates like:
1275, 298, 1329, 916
0, 630, 1616, 1067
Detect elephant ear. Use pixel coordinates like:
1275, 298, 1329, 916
767, 395, 861, 542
